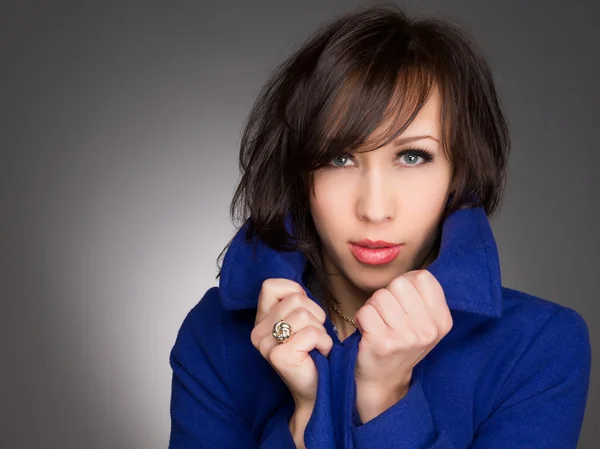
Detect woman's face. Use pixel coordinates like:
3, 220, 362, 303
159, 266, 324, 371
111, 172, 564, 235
309, 85, 453, 295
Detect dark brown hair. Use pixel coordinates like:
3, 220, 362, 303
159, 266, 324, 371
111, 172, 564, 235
215, 4, 510, 302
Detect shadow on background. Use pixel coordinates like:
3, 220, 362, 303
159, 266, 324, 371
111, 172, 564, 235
1, 1, 598, 448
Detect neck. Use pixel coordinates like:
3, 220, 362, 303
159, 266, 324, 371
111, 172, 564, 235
329, 310, 357, 342
303, 261, 362, 341
321, 255, 370, 340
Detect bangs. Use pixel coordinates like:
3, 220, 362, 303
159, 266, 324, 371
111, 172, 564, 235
286, 34, 441, 172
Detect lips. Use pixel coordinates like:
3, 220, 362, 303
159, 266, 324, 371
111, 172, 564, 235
350, 239, 400, 248
348, 240, 404, 265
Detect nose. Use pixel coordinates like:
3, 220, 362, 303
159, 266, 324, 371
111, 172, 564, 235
355, 169, 396, 223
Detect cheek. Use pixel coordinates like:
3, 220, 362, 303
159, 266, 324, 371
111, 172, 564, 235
311, 174, 345, 210
309, 175, 351, 232
405, 167, 452, 205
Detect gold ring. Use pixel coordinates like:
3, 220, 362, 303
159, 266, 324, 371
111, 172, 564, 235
272, 320, 294, 344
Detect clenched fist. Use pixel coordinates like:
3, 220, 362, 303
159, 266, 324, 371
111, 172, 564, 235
250, 278, 334, 408
353, 270, 453, 421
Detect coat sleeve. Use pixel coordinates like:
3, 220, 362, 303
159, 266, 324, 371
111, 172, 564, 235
349, 307, 591, 448
168, 287, 299, 449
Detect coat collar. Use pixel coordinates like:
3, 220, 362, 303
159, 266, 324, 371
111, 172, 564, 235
218, 205, 503, 318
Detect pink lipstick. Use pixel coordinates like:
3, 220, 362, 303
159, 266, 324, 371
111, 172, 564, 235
348, 239, 403, 265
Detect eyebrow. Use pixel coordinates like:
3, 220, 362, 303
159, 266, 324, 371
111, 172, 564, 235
393, 135, 440, 145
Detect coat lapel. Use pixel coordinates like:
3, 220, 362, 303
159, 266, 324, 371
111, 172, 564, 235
219, 205, 503, 318
218, 205, 503, 448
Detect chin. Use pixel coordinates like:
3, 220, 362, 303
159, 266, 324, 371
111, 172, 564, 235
348, 260, 408, 290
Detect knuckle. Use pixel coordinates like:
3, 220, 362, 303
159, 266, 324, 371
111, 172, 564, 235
382, 338, 395, 354
325, 333, 334, 347
267, 344, 284, 365
288, 279, 304, 290
356, 303, 373, 321
387, 278, 407, 295
301, 307, 315, 322
407, 270, 431, 289
287, 292, 305, 308
374, 339, 393, 357
443, 314, 454, 333
260, 278, 275, 292
304, 325, 320, 339
386, 277, 402, 292
354, 307, 365, 323
421, 326, 439, 343
370, 293, 387, 309
402, 332, 418, 347
319, 308, 327, 323
260, 278, 303, 295
370, 288, 389, 303
293, 307, 312, 323
287, 280, 304, 296
414, 269, 430, 282
257, 335, 270, 357
301, 325, 324, 342
250, 328, 258, 348
313, 304, 327, 323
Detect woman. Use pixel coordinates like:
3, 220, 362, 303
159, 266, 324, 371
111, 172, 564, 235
168, 5, 591, 448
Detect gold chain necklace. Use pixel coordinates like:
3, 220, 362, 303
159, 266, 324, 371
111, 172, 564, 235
305, 265, 358, 330
328, 298, 357, 328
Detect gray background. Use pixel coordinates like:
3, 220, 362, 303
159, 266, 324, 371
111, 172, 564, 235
1, 0, 598, 448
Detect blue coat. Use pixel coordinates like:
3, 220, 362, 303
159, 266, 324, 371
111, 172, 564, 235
168, 206, 591, 448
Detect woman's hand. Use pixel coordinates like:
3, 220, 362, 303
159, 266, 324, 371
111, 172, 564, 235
250, 278, 333, 408
353, 270, 453, 421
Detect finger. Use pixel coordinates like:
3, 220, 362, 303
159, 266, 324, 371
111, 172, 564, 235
366, 287, 405, 330
272, 292, 327, 326
255, 278, 306, 325
386, 275, 430, 321
268, 325, 333, 376
256, 305, 327, 359
292, 325, 334, 359
355, 299, 387, 336
404, 270, 452, 331
254, 291, 326, 342
404, 270, 446, 311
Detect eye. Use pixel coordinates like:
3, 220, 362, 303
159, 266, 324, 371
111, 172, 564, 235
328, 153, 355, 168
396, 148, 435, 167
